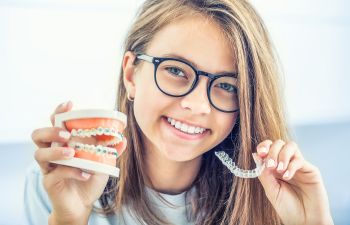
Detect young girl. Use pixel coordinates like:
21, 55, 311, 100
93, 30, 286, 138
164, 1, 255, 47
27, 0, 334, 224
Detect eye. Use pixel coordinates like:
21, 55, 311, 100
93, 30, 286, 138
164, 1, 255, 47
165, 66, 186, 78
217, 83, 237, 93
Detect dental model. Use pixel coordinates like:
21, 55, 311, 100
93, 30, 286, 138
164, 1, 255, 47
215, 151, 265, 178
51, 109, 127, 177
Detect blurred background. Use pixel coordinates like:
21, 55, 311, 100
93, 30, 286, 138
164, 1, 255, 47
0, 0, 349, 224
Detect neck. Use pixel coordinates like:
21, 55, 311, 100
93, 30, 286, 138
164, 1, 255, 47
144, 148, 202, 195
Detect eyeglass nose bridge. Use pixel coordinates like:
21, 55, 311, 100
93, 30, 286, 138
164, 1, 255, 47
190, 70, 218, 92
197, 70, 217, 80
186, 70, 217, 106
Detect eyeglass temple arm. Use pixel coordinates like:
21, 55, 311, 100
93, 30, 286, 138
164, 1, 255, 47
136, 54, 153, 63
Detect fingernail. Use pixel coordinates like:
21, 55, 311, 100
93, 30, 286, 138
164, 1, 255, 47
81, 171, 91, 179
59, 131, 71, 139
277, 162, 284, 171
258, 147, 268, 155
61, 101, 71, 108
283, 170, 290, 179
267, 159, 275, 168
63, 148, 74, 157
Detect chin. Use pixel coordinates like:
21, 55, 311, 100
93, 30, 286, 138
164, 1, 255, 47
161, 146, 203, 162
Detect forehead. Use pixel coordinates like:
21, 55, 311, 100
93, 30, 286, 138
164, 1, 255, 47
145, 15, 236, 73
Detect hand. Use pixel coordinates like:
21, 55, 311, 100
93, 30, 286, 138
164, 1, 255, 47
256, 140, 334, 225
31, 101, 109, 225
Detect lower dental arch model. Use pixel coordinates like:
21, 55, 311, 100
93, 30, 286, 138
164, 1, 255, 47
215, 151, 265, 178
51, 109, 127, 177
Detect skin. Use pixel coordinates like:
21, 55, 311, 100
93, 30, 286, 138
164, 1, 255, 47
31, 15, 333, 225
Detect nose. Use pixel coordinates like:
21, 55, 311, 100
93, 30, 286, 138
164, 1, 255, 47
180, 77, 211, 115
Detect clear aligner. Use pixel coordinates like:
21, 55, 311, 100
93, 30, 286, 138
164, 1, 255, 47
214, 151, 265, 178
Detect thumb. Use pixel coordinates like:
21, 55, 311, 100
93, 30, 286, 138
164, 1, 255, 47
50, 101, 73, 126
253, 153, 280, 203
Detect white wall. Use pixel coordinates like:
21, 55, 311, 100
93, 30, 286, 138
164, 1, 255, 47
0, 0, 144, 143
0, 0, 349, 143
250, 0, 350, 125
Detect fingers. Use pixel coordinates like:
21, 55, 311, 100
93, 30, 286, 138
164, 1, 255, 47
44, 166, 91, 190
257, 139, 303, 180
50, 101, 73, 126
282, 156, 304, 180
34, 146, 75, 174
265, 140, 286, 169
276, 142, 300, 176
32, 127, 71, 148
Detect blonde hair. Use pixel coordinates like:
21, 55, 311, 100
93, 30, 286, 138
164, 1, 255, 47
99, 1, 289, 224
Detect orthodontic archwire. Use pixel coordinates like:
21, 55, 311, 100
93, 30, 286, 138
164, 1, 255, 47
214, 151, 265, 178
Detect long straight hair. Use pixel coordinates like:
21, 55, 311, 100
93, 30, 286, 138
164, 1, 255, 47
98, 1, 289, 224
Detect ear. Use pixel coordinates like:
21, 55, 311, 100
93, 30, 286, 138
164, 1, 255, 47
122, 51, 137, 98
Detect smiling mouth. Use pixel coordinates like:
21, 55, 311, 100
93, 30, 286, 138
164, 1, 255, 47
163, 116, 209, 135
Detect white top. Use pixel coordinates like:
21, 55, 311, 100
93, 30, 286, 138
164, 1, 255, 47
23, 163, 195, 225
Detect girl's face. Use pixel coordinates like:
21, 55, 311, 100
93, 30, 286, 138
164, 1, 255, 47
125, 15, 238, 162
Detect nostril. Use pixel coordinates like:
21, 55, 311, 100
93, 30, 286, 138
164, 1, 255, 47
180, 99, 211, 114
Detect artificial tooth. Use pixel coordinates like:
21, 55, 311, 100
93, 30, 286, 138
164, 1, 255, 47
68, 142, 75, 148
85, 129, 92, 137
97, 127, 103, 135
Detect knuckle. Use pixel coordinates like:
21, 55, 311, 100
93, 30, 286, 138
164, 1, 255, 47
313, 166, 321, 174
31, 129, 38, 141
257, 139, 272, 147
34, 149, 42, 161
287, 141, 298, 149
51, 127, 61, 134
277, 150, 287, 161
275, 139, 285, 146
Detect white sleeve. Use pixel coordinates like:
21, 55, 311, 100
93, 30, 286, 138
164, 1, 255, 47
23, 162, 52, 225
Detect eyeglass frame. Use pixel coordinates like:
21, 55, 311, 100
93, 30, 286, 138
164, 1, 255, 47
134, 52, 239, 113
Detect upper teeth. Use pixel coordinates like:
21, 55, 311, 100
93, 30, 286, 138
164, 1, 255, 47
70, 127, 122, 140
167, 117, 206, 134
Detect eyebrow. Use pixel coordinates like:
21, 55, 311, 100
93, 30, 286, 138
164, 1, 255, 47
161, 53, 238, 78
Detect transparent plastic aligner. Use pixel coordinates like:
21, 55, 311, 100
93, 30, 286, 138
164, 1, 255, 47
214, 151, 265, 178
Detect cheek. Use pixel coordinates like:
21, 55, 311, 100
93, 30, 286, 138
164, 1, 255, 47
133, 85, 170, 134
216, 114, 238, 139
